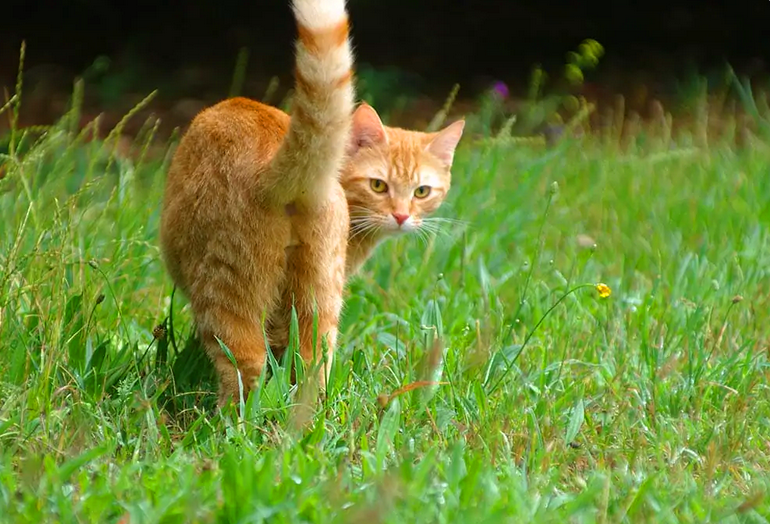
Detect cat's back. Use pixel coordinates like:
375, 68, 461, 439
160, 97, 292, 288
161, 97, 290, 238
195, 97, 290, 146
169, 97, 290, 184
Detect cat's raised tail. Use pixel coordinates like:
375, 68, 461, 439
265, 0, 355, 207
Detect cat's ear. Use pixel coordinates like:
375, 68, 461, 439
426, 119, 465, 167
349, 103, 387, 155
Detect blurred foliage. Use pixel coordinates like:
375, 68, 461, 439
356, 64, 424, 117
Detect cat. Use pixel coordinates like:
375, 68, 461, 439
161, 0, 354, 405
160, 0, 465, 405
338, 104, 465, 276
265, 105, 465, 369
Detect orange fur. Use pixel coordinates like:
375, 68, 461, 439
341, 104, 466, 274
160, 1, 465, 406
160, 0, 354, 405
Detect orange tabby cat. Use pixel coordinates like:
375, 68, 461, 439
266, 107, 465, 364
339, 104, 465, 275
161, 0, 355, 404
160, 0, 465, 405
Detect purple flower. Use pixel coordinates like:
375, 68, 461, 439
492, 81, 509, 99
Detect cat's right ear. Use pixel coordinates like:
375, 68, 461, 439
348, 103, 387, 156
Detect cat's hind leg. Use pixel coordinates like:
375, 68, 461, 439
191, 227, 288, 407
282, 192, 348, 391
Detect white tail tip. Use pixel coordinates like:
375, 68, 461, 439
292, 0, 348, 30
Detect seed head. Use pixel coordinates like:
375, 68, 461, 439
152, 324, 167, 340
548, 181, 560, 196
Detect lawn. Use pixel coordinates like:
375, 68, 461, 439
2, 79, 770, 523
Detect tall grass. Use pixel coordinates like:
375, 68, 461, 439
2, 52, 770, 522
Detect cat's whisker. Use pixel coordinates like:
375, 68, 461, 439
349, 224, 374, 241
425, 216, 466, 221
349, 226, 368, 237
349, 215, 384, 242
417, 222, 442, 234
422, 217, 471, 227
419, 217, 468, 238
414, 228, 431, 247
421, 229, 437, 247
416, 222, 451, 242
348, 214, 387, 242
358, 222, 382, 245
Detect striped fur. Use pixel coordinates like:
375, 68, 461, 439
265, 0, 355, 206
159, 0, 465, 407
159, 0, 356, 406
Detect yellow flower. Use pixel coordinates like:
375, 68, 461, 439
595, 283, 612, 298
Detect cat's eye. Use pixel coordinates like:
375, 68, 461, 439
413, 185, 431, 198
370, 179, 388, 193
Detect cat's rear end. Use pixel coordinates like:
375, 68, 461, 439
160, 0, 354, 405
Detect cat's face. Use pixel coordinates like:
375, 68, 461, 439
341, 104, 465, 240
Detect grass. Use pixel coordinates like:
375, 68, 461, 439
2, 72, 770, 523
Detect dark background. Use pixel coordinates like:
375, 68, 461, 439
3, 0, 769, 128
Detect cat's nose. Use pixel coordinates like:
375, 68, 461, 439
392, 213, 409, 226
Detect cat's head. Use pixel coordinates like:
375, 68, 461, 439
341, 103, 465, 240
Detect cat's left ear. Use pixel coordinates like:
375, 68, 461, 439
426, 119, 465, 167
349, 103, 388, 156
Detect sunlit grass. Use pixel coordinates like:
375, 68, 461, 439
2, 78, 770, 522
